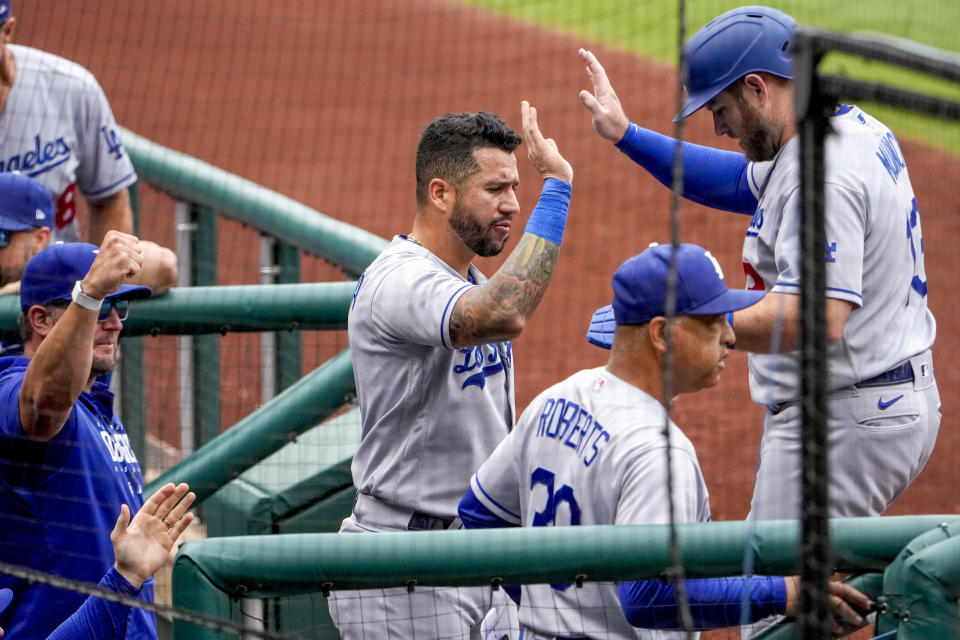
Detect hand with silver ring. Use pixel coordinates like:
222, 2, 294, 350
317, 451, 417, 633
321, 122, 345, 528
111, 482, 196, 588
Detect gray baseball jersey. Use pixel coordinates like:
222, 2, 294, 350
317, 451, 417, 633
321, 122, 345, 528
742, 105, 936, 406
470, 366, 709, 639
1, 45, 137, 243
349, 236, 515, 518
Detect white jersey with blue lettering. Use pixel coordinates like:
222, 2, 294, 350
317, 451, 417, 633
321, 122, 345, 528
348, 235, 515, 519
742, 104, 936, 405
470, 366, 709, 639
0, 45, 137, 243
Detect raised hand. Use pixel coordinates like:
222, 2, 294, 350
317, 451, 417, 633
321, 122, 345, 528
111, 482, 196, 588
578, 48, 630, 143
520, 100, 573, 184
81, 230, 144, 300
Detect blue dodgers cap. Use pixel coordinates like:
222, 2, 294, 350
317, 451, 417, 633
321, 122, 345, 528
0, 3, 9, 24
0, 587, 11, 615
587, 243, 765, 349
20, 242, 152, 311
0, 173, 53, 231
674, 6, 797, 121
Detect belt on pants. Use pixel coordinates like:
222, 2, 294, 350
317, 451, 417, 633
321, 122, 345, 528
854, 361, 914, 388
520, 628, 587, 640
767, 361, 916, 415
353, 491, 461, 531
407, 511, 457, 531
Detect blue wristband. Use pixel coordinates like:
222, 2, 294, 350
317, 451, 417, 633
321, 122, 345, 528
524, 178, 571, 246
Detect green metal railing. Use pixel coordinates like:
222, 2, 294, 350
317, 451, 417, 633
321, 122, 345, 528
171, 516, 960, 638
145, 348, 355, 502
121, 128, 387, 278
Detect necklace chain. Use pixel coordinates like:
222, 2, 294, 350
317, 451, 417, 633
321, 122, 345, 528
406, 233, 422, 246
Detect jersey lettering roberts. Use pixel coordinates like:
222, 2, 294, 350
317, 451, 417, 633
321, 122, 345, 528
471, 367, 709, 639
0, 45, 137, 243
349, 237, 515, 518
743, 105, 935, 404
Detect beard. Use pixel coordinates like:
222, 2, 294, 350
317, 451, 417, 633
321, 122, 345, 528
0, 242, 34, 286
737, 99, 780, 162
91, 342, 121, 377
449, 199, 508, 258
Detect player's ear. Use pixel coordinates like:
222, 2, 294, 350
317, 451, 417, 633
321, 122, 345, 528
647, 317, 668, 354
742, 73, 768, 106
30, 227, 50, 253
427, 178, 454, 213
26, 305, 55, 337
1, 17, 16, 45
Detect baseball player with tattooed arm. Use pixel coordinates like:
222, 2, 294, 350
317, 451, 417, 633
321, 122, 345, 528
579, 6, 939, 523
459, 243, 870, 639
328, 104, 573, 639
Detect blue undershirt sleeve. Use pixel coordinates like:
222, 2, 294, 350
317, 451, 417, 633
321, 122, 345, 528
617, 575, 787, 629
46, 567, 141, 640
615, 123, 757, 215
458, 486, 522, 604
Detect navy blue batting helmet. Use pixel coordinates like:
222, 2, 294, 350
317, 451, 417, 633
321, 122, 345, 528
674, 6, 797, 122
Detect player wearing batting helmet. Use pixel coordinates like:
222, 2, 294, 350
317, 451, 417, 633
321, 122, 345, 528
460, 243, 871, 639
579, 7, 939, 520
328, 104, 573, 639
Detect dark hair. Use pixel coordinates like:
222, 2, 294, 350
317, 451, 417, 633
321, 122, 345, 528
415, 111, 521, 206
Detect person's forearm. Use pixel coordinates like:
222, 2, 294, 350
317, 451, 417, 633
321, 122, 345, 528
729, 293, 853, 353
20, 305, 98, 439
618, 575, 787, 629
127, 241, 178, 295
46, 568, 140, 640
728, 291, 800, 353
450, 178, 571, 348
88, 190, 133, 243
616, 124, 756, 214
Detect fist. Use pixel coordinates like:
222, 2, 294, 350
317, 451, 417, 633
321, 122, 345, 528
81, 231, 144, 300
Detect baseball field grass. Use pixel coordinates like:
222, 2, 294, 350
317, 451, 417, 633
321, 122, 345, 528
462, 0, 960, 152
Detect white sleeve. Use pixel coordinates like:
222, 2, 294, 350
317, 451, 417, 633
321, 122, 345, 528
369, 258, 476, 350
615, 446, 704, 525
822, 182, 866, 305
770, 184, 865, 306
73, 72, 137, 200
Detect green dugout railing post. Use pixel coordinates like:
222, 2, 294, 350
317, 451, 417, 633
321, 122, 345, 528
190, 203, 220, 451
121, 180, 147, 464
274, 241, 302, 393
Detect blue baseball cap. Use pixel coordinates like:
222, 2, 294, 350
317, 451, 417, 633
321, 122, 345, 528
20, 242, 152, 311
0, 587, 11, 615
0, 173, 53, 231
587, 243, 765, 349
0, 3, 10, 24
674, 6, 797, 121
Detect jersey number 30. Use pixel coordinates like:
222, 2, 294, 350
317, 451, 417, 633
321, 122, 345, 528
531, 467, 581, 591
